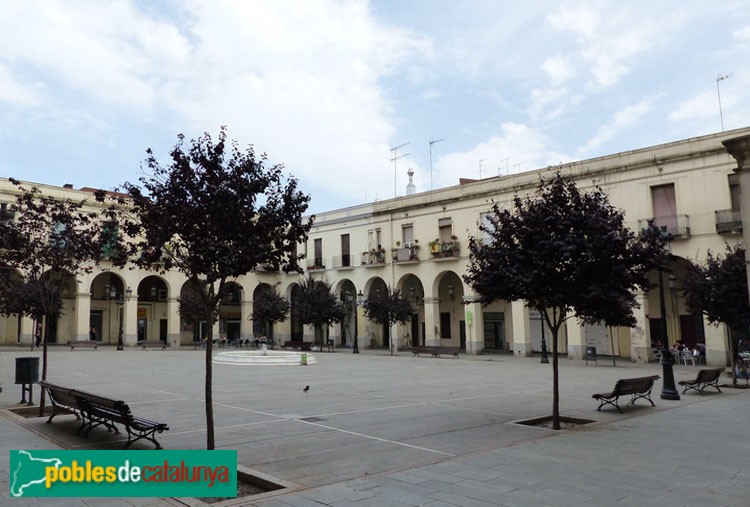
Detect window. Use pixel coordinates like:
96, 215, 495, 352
341, 233, 350, 267
314, 238, 323, 268
101, 221, 119, 258
367, 228, 382, 251
440, 312, 452, 338
479, 212, 493, 243
0, 202, 15, 223
438, 218, 453, 242
651, 184, 677, 232
729, 174, 740, 211
402, 224, 414, 246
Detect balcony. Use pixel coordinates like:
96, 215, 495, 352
360, 248, 386, 267
637, 215, 691, 239
393, 244, 420, 263
715, 209, 742, 235
429, 239, 461, 259
255, 263, 278, 273
306, 258, 326, 271
331, 255, 355, 269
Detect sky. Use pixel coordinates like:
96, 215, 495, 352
1, 1, 749, 214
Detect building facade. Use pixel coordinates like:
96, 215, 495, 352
1, 127, 747, 367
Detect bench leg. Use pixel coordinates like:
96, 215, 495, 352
123, 425, 164, 450
699, 381, 721, 394
595, 397, 622, 413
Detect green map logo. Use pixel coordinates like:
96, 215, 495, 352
10, 450, 237, 498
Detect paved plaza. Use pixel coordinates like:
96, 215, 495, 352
1, 346, 748, 506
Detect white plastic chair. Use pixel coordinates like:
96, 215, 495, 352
681, 349, 695, 365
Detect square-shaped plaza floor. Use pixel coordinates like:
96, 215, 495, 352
1, 347, 748, 506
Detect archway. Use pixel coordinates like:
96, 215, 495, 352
432, 271, 464, 348
89, 272, 126, 345
219, 282, 243, 346
397, 274, 424, 347
136, 276, 169, 343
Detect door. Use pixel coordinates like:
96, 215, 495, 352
411, 314, 419, 347
89, 311, 103, 342
341, 234, 350, 267
227, 321, 241, 344
459, 320, 466, 349
159, 319, 168, 342
137, 318, 147, 341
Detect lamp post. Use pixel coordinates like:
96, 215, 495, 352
658, 267, 680, 400
539, 310, 549, 364
116, 286, 132, 351
352, 290, 364, 354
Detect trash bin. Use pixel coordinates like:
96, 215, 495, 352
15, 357, 39, 385
300, 353, 308, 366
585, 347, 597, 365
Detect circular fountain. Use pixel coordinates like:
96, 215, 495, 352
213, 349, 318, 366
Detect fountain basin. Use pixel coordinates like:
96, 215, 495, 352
213, 350, 318, 366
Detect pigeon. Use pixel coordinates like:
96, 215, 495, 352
303, 386, 310, 392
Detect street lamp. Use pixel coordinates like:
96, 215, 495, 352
658, 264, 680, 400
116, 286, 132, 351
351, 290, 365, 354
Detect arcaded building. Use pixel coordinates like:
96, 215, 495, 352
1, 127, 748, 367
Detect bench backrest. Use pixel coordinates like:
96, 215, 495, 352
40, 381, 78, 409
613, 376, 659, 396
697, 368, 723, 383
72, 391, 133, 425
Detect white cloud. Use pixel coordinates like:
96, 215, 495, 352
579, 98, 656, 156
546, 4, 599, 38
0, 65, 41, 107
732, 26, 750, 43
433, 123, 568, 186
669, 91, 716, 122
0, 0, 432, 210
541, 55, 574, 85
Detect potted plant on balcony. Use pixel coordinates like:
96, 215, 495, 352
428, 238, 441, 254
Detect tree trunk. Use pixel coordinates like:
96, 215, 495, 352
204, 316, 215, 450
551, 326, 560, 430
38, 323, 49, 416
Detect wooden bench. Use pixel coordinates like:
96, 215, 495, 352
283, 341, 312, 351
39, 381, 83, 426
412, 346, 460, 359
68, 340, 98, 350
138, 340, 167, 350
592, 375, 660, 413
39, 381, 169, 449
678, 368, 723, 394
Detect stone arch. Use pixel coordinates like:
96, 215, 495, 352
396, 273, 425, 347
136, 275, 170, 342
89, 272, 127, 345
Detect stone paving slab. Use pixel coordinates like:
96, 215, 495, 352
0, 346, 748, 506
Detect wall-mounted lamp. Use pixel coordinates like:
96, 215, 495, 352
668, 274, 677, 291
150, 286, 157, 299
448, 284, 455, 300
357, 290, 364, 306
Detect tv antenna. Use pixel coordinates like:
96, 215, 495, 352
429, 138, 445, 190
390, 142, 410, 198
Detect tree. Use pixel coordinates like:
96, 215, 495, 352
464, 173, 665, 429
252, 285, 290, 341
0, 179, 111, 413
361, 287, 413, 353
682, 244, 750, 386
292, 276, 346, 345
115, 128, 312, 449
